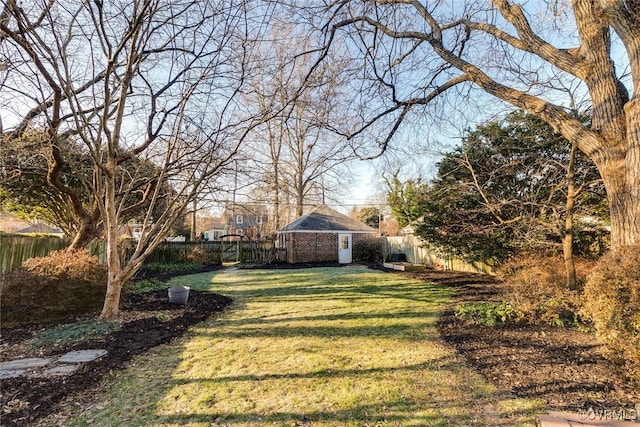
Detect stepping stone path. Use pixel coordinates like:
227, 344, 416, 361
43, 364, 81, 377
0, 349, 107, 379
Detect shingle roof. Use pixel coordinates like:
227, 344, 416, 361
16, 223, 64, 235
279, 205, 376, 233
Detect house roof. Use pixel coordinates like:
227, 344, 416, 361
279, 205, 376, 233
16, 223, 64, 235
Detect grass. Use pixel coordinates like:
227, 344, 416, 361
124, 278, 167, 293
140, 262, 206, 274
61, 266, 543, 426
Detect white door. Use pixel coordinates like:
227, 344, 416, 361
338, 233, 352, 264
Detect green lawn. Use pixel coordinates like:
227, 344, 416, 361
64, 266, 542, 426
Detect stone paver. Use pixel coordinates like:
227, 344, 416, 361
43, 364, 81, 376
0, 357, 54, 370
0, 368, 27, 379
539, 411, 639, 426
1, 350, 107, 379
0, 357, 54, 379
58, 349, 107, 363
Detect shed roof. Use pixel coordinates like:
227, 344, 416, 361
279, 205, 376, 233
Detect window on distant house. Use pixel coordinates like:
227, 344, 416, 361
257, 215, 263, 224
236, 215, 243, 224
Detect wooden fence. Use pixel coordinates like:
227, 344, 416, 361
125, 240, 286, 265
0, 235, 70, 276
2, 234, 491, 276
384, 235, 495, 275
1, 236, 285, 277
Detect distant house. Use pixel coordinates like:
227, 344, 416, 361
0, 211, 31, 233
223, 204, 269, 239
121, 222, 150, 240
203, 222, 227, 241
278, 205, 377, 264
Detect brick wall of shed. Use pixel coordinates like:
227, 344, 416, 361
285, 232, 338, 263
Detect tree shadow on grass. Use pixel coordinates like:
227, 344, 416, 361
138, 267, 539, 426
24, 266, 540, 426
149, 400, 448, 426
144, 352, 536, 427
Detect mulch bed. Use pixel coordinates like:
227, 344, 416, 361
0, 289, 232, 427
1, 264, 639, 426
403, 269, 639, 414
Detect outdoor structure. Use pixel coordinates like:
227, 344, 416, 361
384, 234, 495, 275
278, 205, 377, 264
121, 222, 152, 240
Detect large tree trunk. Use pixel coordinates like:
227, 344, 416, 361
572, 0, 640, 249
273, 179, 281, 232
296, 178, 304, 217
102, 273, 124, 319
600, 157, 640, 249
562, 221, 577, 288
595, 99, 640, 249
611, 96, 640, 248
190, 199, 197, 242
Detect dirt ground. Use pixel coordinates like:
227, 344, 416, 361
1, 265, 639, 426
423, 269, 640, 414
0, 288, 232, 426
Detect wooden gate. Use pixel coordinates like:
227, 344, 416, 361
221, 240, 240, 263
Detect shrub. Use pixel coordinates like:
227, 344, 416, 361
22, 249, 107, 283
141, 261, 203, 274
582, 246, 640, 384
455, 301, 517, 326
499, 255, 592, 327
353, 237, 384, 263
1, 250, 107, 325
186, 246, 212, 264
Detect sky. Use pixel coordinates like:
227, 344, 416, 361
333, 88, 516, 214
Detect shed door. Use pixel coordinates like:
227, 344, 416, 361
338, 233, 352, 264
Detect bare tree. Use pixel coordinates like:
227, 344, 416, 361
310, 0, 639, 250
243, 24, 360, 222
1, 0, 270, 318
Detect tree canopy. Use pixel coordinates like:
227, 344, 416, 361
385, 174, 429, 229
0, 130, 183, 239
313, 0, 639, 249
353, 206, 381, 229
388, 111, 608, 260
